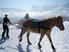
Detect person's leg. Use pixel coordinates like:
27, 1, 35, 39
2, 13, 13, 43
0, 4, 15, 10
6, 26, 9, 38
2, 26, 6, 39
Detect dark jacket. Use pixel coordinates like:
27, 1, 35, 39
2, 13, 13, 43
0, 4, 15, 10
3, 17, 12, 26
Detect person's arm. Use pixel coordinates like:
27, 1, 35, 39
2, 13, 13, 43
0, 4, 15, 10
7, 18, 12, 25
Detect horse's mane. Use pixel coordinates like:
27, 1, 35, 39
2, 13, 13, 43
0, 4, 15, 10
43, 16, 62, 21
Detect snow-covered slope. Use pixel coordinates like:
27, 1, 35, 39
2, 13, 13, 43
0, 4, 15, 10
31, 2, 69, 17
0, 8, 26, 17
0, 21, 69, 52
0, 2, 69, 18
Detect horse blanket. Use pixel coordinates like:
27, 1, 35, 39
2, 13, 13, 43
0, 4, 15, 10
23, 19, 50, 32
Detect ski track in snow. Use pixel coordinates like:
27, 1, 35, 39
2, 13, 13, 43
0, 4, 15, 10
0, 21, 69, 52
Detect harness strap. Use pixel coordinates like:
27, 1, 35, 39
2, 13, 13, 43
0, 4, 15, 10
38, 22, 40, 33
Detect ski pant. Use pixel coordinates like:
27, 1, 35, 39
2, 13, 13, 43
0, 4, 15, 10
2, 25, 9, 37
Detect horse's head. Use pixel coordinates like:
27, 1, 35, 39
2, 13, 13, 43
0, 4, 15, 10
56, 16, 65, 31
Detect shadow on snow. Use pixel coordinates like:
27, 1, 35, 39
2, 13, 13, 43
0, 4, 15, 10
0, 38, 7, 45
17, 43, 25, 52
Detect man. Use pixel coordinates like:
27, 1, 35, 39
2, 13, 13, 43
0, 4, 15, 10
24, 13, 30, 20
2, 14, 12, 39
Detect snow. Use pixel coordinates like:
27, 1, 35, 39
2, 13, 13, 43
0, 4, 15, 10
0, 21, 69, 52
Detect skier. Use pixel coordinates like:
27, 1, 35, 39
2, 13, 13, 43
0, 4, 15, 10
2, 14, 12, 39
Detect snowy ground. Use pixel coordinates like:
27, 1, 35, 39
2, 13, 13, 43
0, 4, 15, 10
0, 21, 69, 52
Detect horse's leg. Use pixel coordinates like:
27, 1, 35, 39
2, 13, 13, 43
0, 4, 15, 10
38, 34, 44, 48
18, 28, 26, 42
46, 34, 55, 50
27, 31, 31, 45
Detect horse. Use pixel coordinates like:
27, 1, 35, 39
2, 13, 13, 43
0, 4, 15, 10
18, 16, 65, 51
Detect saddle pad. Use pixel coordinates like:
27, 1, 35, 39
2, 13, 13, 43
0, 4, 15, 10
31, 21, 43, 28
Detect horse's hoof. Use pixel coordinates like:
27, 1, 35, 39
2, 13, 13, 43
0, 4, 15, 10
19, 39, 22, 42
29, 43, 32, 45
28, 42, 32, 45
38, 44, 42, 48
52, 47, 56, 51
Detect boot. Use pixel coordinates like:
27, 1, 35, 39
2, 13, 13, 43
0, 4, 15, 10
2, 36, 5, 39
6, 36, 9, 38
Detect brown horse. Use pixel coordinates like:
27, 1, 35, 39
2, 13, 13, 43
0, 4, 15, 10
18, 16, 65, 50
